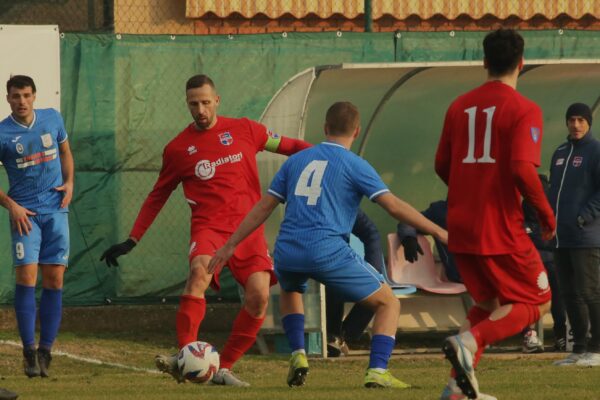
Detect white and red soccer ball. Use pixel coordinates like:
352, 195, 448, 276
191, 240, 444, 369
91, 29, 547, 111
177, 341, 220, 384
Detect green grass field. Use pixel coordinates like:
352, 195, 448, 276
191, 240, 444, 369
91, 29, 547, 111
0, 330, 597, 400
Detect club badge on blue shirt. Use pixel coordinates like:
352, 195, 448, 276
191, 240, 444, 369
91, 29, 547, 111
41, 133, 53, 148
219, 132, 233, 146
530, 127, 540, 143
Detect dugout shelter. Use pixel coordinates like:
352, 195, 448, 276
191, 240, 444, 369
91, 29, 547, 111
256, 60, 600, 355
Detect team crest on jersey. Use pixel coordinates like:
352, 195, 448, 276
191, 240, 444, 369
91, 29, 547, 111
555, 158, 564, 166
573, 156, 583, 167
41, 133, 53, 148
187, 145, 197, 155
530, 127, 540, 144
219, 132, 233, 146
267, 130, 280, 139
15, 143, 24, 154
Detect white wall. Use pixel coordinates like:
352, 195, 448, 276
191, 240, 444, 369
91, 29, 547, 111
0, 25, 61, 115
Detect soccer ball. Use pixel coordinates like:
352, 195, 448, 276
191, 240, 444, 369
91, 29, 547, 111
177, 341, 220, 384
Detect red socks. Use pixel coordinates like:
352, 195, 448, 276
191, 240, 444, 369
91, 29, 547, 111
219, 308, 265, 370
466, 306, 491, 367
471, 303, 539, 350
176, 296, 265, 370
176, 295, 206, 349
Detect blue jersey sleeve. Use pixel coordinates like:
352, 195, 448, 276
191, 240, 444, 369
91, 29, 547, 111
268, 160, 288, 202
54, 109, 68, 143
351, 156, 389, 201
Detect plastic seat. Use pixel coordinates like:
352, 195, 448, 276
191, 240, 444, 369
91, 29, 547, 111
349, 235, 417, 296
386, 233, 466, 294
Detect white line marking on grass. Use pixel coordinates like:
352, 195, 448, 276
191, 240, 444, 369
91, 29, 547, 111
0, 340, 161, 374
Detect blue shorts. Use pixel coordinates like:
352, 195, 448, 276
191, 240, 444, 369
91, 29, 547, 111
10, 212, 69, 267
275, 251, 384, 302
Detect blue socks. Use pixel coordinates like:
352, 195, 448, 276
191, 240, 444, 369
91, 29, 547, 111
14, 284, 36, 348
39, 288, 63, 349
282, 313, 305, 352
369, 334, 395, 369
14, 285, 63, 350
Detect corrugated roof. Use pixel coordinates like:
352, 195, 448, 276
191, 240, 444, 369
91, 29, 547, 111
186, 0, 600, 20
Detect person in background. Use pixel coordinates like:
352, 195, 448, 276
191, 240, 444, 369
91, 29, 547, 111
548, 103, 600, 367
397, 200, 461, 284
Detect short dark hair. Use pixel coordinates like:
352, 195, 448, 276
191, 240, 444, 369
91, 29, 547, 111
7, 75, 36, 94
325, 102, 360, 137
186, 74, 215, 91
483, 29, 524, 77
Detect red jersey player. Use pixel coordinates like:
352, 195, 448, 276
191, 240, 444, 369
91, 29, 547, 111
100, 74, 311, 386
435, 29, 555, 400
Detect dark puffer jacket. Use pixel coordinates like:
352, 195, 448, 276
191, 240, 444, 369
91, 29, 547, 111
548, 131, 600, 248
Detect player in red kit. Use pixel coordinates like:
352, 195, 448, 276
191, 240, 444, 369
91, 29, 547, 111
435, 29, 556, 400
100, 74, 311, 386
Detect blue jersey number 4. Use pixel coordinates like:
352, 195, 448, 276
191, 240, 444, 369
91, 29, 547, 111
294, 160, 328, 205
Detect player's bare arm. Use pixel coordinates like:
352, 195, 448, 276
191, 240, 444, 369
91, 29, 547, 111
375, 192, 448, 245
56, 140, 74, 208
208, 194, 280, 274
0, 189, 35, 236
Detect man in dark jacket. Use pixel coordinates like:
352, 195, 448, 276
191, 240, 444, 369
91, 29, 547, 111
396, 200, 461, 283
548, 103, 600, 366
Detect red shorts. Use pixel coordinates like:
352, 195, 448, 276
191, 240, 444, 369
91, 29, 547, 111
189, 226, 276, 291
454, 244, 551, 306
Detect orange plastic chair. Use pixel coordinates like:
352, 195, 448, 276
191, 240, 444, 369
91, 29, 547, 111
386, 233, 466, 294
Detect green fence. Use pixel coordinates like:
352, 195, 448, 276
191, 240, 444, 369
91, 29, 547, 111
1, 30, 599, 305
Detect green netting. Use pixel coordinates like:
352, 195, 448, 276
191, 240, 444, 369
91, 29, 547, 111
1, 30, 599, 305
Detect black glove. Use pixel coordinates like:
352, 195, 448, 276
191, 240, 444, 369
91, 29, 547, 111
401, 236, 423, 263
100, 239, 136, 267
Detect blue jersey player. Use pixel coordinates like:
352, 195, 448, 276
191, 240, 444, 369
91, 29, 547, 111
209, 102, 447, 389
0, 75, 74, 378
